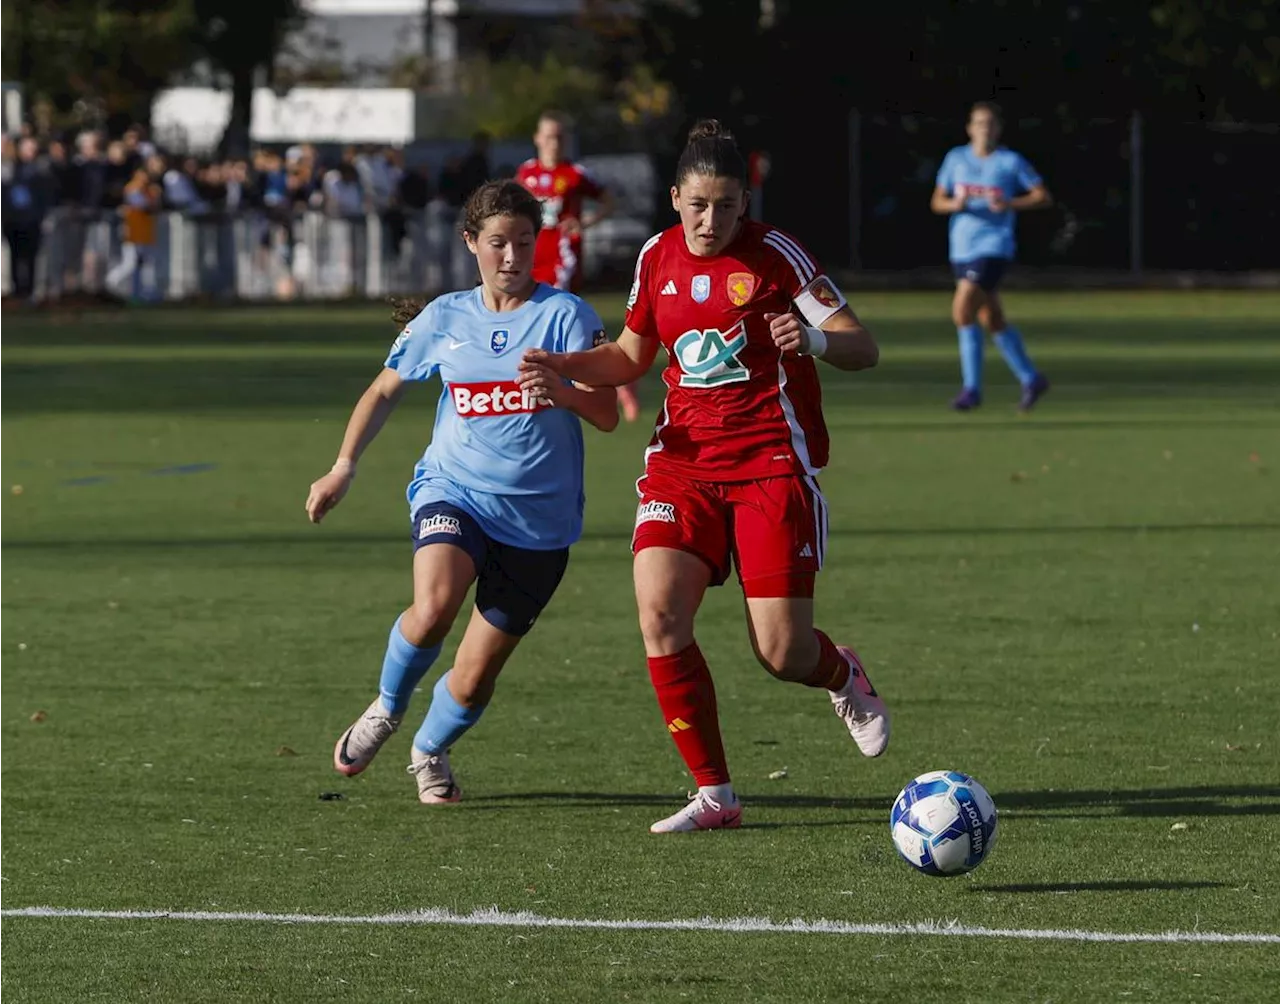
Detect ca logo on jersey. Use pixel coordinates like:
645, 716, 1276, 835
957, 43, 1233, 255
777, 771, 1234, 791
672, 320, 749, 387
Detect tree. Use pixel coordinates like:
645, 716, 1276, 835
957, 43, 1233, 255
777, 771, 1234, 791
190, 0, 303, 158
1149, 0, 1280, 120
0, 0, 196, 131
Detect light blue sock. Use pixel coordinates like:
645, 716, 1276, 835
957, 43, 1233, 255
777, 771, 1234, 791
413, 671, 485, 755
957, 324, 984, 391
377, 615, 442, 715
993, 327, 1038, 386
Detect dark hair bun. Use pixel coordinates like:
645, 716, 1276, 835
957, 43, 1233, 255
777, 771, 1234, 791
687, 119, 733, 144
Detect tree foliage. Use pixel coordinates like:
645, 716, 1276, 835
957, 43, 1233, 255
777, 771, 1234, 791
1, 0, 196, 129
190, 0, 303, 157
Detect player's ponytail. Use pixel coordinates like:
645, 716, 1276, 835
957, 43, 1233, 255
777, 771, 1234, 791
676, 118, 748, 188
390, 296, 426, 326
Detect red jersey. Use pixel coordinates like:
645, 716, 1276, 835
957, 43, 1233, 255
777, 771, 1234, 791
625, 220, 850, 482
516, 159, 605, 292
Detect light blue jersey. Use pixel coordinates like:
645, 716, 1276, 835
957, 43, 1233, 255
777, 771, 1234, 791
385, 283, 606, 550
936, 145, 1042, 262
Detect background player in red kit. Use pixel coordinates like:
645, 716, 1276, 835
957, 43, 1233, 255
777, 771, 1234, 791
516, 111, 642, 422
520, 120, 889, 833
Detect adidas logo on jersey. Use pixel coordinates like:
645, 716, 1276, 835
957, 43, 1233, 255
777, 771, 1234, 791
451, 380, 553, 417
660, 280, 678, 295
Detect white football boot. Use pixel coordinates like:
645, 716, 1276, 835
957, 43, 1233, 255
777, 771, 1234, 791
333, 699, 402, 776
649, 789, 742, 833
408, 748, 462, 804
830, 646, 890, 757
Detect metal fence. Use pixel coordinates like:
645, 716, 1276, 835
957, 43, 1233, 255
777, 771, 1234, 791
751, 113, 1280, 273
1, 202, 656, 303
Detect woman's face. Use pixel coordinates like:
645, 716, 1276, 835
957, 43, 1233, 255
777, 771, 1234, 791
466, 213, 537, 297
672, 173, 747, 257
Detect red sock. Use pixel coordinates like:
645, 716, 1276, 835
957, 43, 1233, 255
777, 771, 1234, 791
802, 630, 850, 691
647, 643, 730, 786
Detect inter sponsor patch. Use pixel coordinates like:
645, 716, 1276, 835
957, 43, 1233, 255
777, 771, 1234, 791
636, 500, 677, 526
418, 514, 462, 539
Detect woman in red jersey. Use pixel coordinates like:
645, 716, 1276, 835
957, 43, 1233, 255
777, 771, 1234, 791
519, 120, 888, 832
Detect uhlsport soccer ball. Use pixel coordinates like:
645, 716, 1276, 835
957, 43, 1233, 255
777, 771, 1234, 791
890, 770, 998, 876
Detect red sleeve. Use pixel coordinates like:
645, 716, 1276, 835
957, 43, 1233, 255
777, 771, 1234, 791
624, 235, 662, 339
761, 228, 822, 299
761, 228, 850, 324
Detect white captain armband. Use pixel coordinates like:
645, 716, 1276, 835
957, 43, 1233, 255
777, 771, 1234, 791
794, 275, 848, 327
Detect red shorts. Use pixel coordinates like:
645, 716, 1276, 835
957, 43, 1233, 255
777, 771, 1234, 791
532, 231, 583, 293
632, 471, 828, 598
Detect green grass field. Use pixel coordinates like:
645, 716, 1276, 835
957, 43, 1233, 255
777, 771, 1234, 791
3, 291, 1279, 1002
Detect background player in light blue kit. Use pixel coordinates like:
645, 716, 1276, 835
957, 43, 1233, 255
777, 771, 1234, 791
305, 180, 618, 804
932, 102, 1054, 411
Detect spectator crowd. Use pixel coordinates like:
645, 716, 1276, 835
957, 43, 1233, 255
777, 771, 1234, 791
1, 123, 498, 303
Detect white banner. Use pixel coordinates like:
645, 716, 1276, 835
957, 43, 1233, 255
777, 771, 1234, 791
151, 87, 416, 151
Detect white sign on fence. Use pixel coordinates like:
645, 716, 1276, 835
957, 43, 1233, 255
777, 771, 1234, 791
151, 87, 417, 152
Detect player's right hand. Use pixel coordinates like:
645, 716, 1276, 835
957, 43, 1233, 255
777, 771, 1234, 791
520, 348, 563, 374
305, 470, 352, 524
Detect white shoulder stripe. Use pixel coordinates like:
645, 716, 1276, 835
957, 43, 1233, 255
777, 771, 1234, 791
628, 233, 664, 309
768, 230, 816, 272
763, 233, 814, 285
632, 233, 662, 279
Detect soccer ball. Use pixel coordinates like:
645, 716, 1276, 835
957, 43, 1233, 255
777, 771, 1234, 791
890, 770, 998, 876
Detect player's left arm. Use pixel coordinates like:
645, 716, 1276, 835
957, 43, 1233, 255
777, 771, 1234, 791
582, 187, 614, 230
554, 380, 621, 432
767, 264, 878, 371
1003, 155, 1053, 212
767, 306, 878, 372
517, 308, 620, 432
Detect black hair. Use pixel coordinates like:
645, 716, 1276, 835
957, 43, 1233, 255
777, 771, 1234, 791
537, 109, 573, 131
390, 179, 542, 325
674, 118, 747, 188
969, 101, 1004, 125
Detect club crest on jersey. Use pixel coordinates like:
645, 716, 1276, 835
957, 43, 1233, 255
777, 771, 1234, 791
490, 329, 510, 354
672, 320, 749, 388
727, 272, 757, 306
691, 274, 711, 303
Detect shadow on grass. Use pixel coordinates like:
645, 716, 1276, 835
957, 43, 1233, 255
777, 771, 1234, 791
970, 880, 1228, 894
5, 521, 1280, 556
468, 785, 1280, 820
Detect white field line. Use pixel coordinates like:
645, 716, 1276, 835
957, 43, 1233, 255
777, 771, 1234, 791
2, 906, 1277, 945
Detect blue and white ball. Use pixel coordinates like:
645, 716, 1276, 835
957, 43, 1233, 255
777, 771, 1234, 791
890, 770, 998, 876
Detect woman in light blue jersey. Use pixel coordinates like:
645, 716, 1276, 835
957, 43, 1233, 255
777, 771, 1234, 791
931, 101, 1054, 412
304, 180, 618, 804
